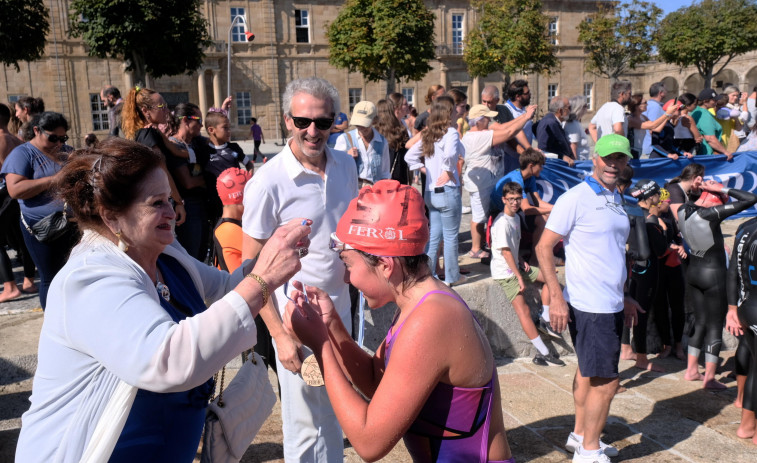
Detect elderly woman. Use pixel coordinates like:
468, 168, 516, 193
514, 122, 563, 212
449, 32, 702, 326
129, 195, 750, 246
15, 138, 310, 461
462, 104, 536, 258
1, 112, 78, 309
285, 180, 514, 463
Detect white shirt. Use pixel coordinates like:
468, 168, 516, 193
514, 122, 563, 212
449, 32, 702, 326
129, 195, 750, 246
591, 101, 628, 139
242, 141, 358, 325
490, 211, 522, 279
17, 231, 254, 462
562, 120, 590, 160
405, 127, 464, 191
333, 128, 391, 182
461, 130, 499, 193
546, 180, 630, 314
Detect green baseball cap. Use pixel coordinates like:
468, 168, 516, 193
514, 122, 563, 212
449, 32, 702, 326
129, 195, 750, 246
594, 134, 632, 158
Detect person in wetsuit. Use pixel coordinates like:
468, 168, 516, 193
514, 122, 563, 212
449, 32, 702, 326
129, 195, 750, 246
679, 181, 757, 389
284, 180, 514, 463
726, 216, 757, 444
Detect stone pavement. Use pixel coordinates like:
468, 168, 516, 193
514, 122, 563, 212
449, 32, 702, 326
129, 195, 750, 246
1, 143, 756, 460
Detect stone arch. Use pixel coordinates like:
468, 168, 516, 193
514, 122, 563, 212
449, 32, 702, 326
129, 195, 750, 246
683, 73, 704, 94
712, 68, 739, 90
746, 66, 757, 92
661, 76, 679, 101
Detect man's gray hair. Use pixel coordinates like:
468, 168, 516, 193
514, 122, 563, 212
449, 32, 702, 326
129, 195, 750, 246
611, 80, 632, 101
649, 82, 666, 98
548, 96, 568, 113
481, 85, 500, 100
282, 77, 341, 116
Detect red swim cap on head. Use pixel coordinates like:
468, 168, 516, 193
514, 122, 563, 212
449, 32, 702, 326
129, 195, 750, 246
216, 167, 252, 205
698, 190, 727, 207
335, 180, 429, 257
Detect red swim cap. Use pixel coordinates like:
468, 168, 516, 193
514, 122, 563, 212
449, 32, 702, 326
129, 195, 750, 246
696, 183, 727, 207
216, 167, 252, 205
335, 180, 428, 256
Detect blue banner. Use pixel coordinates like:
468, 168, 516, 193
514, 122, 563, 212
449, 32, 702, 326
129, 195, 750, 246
536, 152, 757, 219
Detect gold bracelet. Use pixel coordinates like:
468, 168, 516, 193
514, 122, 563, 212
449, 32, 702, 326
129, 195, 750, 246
246, 273, 269, 307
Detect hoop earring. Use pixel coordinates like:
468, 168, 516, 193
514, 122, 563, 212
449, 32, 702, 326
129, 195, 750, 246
116, 231, 128, 252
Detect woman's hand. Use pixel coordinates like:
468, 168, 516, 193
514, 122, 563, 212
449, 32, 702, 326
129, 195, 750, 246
435, 170, 452, 187
284, 290, 330, 351
251, 218, 312, 290
174, 203, 186, 226
726, 306, 743, 336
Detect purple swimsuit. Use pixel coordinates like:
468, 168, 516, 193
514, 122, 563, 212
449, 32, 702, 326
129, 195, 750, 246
384, 290, 512, 463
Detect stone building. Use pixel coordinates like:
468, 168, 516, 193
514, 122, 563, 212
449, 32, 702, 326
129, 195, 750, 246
2, 0, 756, 146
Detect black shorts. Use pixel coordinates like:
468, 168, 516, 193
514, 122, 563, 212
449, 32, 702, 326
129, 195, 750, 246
568, 304, 624, 378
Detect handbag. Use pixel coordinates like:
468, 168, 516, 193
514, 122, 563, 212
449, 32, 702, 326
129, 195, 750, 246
21, 204, 69, 243
201, 348, 277, 463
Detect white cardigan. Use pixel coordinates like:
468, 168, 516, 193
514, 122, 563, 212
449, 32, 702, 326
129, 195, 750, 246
16, 231, 257, 463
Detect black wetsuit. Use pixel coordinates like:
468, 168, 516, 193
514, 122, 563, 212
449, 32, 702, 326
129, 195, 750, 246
653, 209, 686, 347
679, 188, 757, 362
727, 217, 757, 412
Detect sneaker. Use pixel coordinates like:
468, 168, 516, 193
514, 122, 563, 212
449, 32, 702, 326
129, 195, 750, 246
533, 352, 566, 367
444, 275, 468, 287
565, 433, 619, 457
572, 447, 611, 463
538, 318, 562, 339
462, 205, 472, 214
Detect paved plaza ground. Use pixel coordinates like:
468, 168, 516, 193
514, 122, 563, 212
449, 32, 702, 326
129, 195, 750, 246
1, 142, 757, 461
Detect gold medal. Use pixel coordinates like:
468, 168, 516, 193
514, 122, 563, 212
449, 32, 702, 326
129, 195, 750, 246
301, 354, 324, 387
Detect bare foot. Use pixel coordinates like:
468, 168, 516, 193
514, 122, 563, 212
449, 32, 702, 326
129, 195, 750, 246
616, 385, 628, 394
0, 288, 22, 302
620, 344, 635, 361
703, 378, 728, 390
22, 281, 38, 293
684, 371, 703, 381
634, 360, 665, 373
736, 425, 755, 439
735, 399, 743, 408
657, 346, 672, 359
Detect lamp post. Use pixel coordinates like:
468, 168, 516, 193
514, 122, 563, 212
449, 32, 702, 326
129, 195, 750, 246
227, 15, 255, 101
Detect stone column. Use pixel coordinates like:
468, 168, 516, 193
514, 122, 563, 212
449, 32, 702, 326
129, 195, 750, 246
212, 69, 222, 108
440, 63, 448, 90
198, 70, 208, 120
471, 76, 481, 105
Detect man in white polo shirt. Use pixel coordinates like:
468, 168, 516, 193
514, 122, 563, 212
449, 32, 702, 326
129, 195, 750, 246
535, 134, 642, 463
242, 77, 359, 461
589, 80, 632, 142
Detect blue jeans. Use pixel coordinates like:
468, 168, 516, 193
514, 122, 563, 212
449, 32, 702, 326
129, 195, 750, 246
426, 186, 462, 284
20, 219, 78, 309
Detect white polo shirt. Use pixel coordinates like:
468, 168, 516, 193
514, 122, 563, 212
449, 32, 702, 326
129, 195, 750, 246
242, 141, 359, 325
591, 101, 627, 139
545, 180, 630, 314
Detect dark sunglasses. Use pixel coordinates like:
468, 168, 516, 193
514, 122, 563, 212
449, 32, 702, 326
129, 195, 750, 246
289, 115, 334, 130
41, 130, 68, 143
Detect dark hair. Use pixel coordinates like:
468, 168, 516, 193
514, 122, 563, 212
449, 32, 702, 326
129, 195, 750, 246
627, 93, 645, 114
677, 93, 696, 107
16, 96, 45, 115
84, 133, 98, 148
649, 82, 666, 98
618, 165, 634, 189
446, 88, 467, 106
502, 181, 523, 197
357, 251, 431, 292
669, 163, 705, 184
102, 86, 121, 100
408, 106, 418, 117
0, 103, 10, 126
424, 85, 445, 105
374, 99, 409, 152
507, 80, 529, 101
251, 117, 257, 124
31, 112, 69, 133
386, 93, 405, 112
519, 147, 545, 170
169, 102, 201, 135
57, 138, 164, 232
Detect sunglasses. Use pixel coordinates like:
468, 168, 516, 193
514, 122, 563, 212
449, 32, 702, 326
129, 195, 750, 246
149, 103, 167, 110
329, 233, 355, 252
290, 115, 334, 130
41, 130, 68, 143
181, 115, 202, 124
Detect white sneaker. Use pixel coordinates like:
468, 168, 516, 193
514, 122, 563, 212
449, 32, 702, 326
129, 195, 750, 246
572, 447, 611, 463
565, 433, 619, 457
461, 205, 472, 214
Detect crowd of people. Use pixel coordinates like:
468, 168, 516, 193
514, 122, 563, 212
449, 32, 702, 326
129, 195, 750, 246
2, 74, 757, 463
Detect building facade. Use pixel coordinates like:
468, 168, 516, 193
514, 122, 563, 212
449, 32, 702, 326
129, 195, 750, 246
2, 0, 756, 147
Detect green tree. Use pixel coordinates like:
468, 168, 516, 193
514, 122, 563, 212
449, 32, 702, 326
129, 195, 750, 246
578, 0, 662, 81
0, 0, 49, 70
328, 0, 436, 94
69, 0, 211, 84
463, 0, 558, 83
657, 0, 757, 89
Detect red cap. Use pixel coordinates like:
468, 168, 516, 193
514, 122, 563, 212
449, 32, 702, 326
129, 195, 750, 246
335, 180, 428, 256
216, 168, 252, 205
697, 183, 727, 207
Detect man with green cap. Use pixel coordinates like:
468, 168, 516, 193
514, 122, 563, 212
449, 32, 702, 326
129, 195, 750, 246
535, 134, 643, 463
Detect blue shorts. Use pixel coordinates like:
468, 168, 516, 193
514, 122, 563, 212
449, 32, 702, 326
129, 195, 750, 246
568, 304, 623, 379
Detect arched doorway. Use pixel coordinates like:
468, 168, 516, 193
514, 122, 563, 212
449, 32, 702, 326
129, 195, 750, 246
661, 76, 679, 102
712, 68, 739, 90
746, 66, 757, 92
683, 73, 704, 94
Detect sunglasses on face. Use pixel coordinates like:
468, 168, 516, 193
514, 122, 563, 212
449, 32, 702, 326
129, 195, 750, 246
290, 115, 334, 130
41, 130, 68, 143
182, 115, 202, 124
150, 103, 167, 110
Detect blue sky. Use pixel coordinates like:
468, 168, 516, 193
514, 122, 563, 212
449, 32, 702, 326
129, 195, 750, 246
657, 0, 697, 15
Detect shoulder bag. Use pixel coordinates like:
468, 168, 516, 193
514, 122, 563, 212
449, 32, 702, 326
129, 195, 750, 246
20, 203, 69, 244
201, 348, 277, 462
